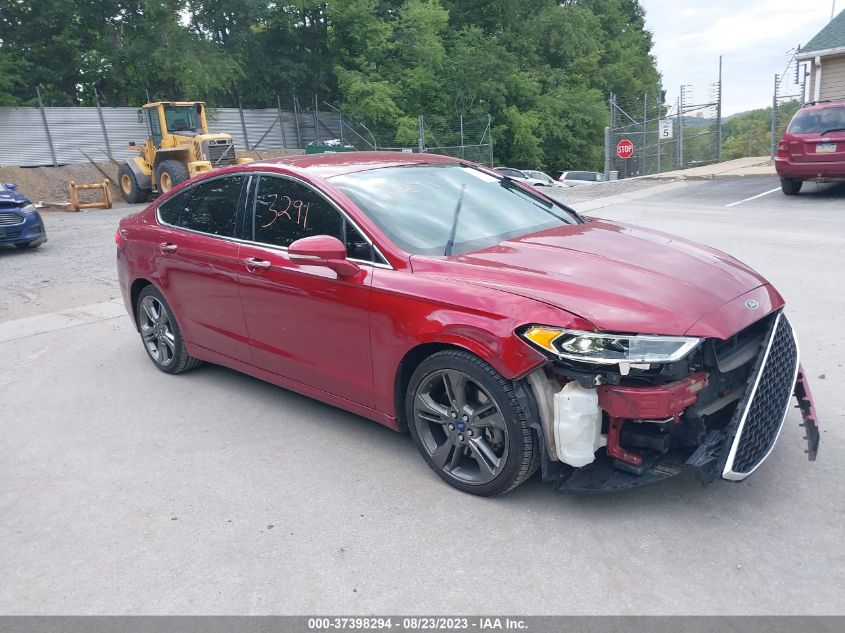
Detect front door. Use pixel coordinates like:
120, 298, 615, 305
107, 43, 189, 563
237, 174, 376, 408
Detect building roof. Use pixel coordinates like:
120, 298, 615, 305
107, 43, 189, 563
800, 10, 845, 57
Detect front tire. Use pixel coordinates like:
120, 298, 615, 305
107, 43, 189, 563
406, 350, 539, 496
136, 286, 202, 374
14, 241, 41, 250
155, 160, 190, 194
781, 178, 802, 195
118, 163, 150, 204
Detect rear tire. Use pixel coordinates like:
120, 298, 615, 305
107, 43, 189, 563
156, 160, 190, 194
780, 178, 802, 196
136, 285, 202, 375
118, 163, 150, 204
406, 350, 539, 496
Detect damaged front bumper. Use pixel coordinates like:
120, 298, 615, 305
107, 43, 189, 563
531, 313, 820, 493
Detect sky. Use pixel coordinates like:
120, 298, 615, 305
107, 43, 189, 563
640, 0, 841, 115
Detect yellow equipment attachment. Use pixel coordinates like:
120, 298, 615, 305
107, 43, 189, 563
68, 180, 113, 212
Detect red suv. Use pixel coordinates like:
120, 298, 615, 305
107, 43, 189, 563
776, 100, 845, 195
116, 152, 819, 495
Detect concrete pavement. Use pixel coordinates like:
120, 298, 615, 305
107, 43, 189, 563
645, 156, 776, 180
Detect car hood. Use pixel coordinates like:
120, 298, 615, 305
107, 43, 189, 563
411, 219, 774, 337
0, 191, 30, 206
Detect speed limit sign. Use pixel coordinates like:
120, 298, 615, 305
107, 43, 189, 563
659, 119, 674, 139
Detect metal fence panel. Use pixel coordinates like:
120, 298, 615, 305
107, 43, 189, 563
0, 108, 59, 167
0, 105, 347, 167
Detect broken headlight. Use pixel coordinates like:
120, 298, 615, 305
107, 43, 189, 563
520, 326, 701, 365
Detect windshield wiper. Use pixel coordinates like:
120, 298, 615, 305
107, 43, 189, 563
499, 176, 553, 207
444, 184, 466, 257
821, 128, 845, 135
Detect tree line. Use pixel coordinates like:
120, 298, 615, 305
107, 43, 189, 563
0, 0, 661, 171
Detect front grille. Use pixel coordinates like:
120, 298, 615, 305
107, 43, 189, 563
206, 142, 236, 167
0, 212, 23, 226
726, 314, 798, 476
1, 230, 22, 239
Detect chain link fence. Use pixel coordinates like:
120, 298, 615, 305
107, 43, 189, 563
319, 103, 493, 164
605, 64, 723, 178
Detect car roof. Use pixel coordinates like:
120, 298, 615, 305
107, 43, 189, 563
798, 99, 845, 112
252, 151, 460, 178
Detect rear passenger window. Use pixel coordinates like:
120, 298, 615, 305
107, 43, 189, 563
179, 176, 244, 237
158, 189, 189, 225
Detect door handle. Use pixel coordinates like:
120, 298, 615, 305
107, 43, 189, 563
243, 257, 271, 270
159, 242, 177, 253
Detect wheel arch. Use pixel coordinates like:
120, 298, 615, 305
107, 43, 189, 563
124, 157, 151, 190
393, 333, 544, 433
394, 342, 464, 432
129, 277, 157, 330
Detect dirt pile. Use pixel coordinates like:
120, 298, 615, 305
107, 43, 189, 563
0, 162, 118, 206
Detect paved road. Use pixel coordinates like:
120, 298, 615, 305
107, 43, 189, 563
1, 178, 843, 615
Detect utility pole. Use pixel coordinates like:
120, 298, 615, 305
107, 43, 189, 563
93, 87, 112, 160
677, 90, 684, 168
771, 74, 779, 159
716, 56, 723, 162
36, 87, 58, 167
643, 93, 648, 174
608, 92, 616, 177
418, 115, 425, 153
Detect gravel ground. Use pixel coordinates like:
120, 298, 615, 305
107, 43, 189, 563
0, 206, 129, 321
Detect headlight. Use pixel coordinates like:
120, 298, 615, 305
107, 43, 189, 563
521, 326, 701, 365
20, 203, 37, 214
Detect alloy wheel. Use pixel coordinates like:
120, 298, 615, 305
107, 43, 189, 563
412, 369, 509, 485
139, 295, 176, 367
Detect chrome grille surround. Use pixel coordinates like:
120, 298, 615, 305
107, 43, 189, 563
722, 312, 800, 481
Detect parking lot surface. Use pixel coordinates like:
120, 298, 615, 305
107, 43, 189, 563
1, 177, 843, 614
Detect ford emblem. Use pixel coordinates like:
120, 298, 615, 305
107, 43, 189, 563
745, 299, 760, 310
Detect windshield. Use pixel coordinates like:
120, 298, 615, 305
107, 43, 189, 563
788, 107, 845, 134
164, 105, 200, 133
330, 164, 580, 256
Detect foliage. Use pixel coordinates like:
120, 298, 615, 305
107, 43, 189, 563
721, 101, 801, 160
0, 0, 662, 170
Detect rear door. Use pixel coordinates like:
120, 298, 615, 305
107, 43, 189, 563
153, 175, 252, 362
237, 173, 377, 407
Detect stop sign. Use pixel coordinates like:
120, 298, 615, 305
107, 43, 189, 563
616, 139, 634, 159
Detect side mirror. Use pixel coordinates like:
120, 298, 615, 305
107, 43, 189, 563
4, 183, 16, 190
288, 235, 360, 278
137, 109, 144, 124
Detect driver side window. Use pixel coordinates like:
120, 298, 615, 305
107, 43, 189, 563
251, 176, 379, 263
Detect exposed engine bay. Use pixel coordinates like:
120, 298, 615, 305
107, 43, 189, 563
525, 311, 820, 492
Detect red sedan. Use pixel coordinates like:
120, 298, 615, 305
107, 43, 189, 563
116, 152, 819, 495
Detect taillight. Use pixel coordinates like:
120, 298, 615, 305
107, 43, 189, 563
776, 142, 789, 159
115, 228, 125, 248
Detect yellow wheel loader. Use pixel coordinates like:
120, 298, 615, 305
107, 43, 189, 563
117, 101, 251, 204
